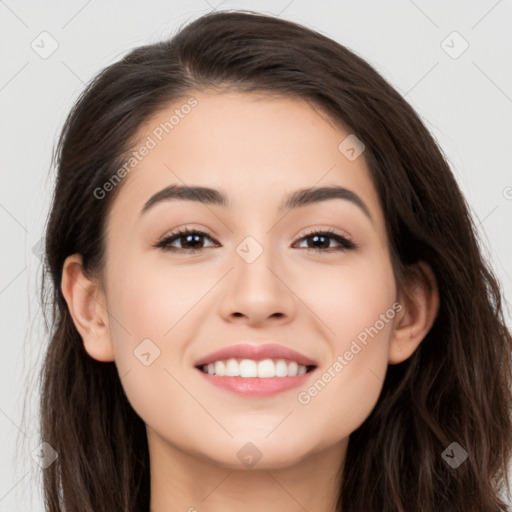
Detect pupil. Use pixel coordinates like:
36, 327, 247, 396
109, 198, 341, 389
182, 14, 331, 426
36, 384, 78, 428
184, 234, 201, 248
310, 235, 328, 249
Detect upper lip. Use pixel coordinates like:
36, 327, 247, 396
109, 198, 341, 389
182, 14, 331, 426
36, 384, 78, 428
195, 343, 318, 368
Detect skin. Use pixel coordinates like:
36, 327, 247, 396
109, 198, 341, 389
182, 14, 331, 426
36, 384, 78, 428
61, 90, 439, 512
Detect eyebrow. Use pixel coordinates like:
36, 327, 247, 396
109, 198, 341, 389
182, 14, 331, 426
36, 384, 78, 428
140, 184, 373, 222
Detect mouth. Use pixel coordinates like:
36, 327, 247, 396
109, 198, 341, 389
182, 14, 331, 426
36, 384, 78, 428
194, 343, 318, 396
195, 358, 317, 378
194, 356, 318, 397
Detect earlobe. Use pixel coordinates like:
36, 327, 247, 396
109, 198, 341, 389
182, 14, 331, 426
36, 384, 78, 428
60, 254, 115, 362
388, 261, 440, 365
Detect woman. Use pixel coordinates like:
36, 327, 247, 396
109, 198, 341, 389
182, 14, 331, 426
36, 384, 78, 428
39, 10, 512, 511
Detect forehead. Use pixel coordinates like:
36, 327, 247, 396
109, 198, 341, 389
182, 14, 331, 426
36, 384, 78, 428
107, 90, 384, 231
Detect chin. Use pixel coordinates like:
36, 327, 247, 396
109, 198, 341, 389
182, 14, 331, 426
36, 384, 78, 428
197, 436, 316, 471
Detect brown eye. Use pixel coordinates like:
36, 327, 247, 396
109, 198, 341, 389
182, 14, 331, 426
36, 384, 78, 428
155, 229, 217, 253
294, 229, 357, 252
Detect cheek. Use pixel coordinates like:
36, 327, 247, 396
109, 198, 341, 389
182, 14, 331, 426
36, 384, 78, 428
106, 255, 211, 345
291, 255, 397, 439
104, 256, 213, 397
293, 317, 395, 454
103, 260, 202, 433
293, 251, 397, 343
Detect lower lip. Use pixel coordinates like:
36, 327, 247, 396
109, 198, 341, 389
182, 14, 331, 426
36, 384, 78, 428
196, 368, 316, 397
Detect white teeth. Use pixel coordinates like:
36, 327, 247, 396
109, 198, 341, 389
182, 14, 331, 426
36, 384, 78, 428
214, 360, 225, 376
275, 359, 288, 377
225, 358, 240, 377
201, 358, 311, 378
288, 361, 298, 377
257, 359, 276, 378
239, 359, 258, 377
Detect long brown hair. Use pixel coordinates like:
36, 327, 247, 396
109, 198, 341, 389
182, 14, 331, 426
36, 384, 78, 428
36, 10, 512, 511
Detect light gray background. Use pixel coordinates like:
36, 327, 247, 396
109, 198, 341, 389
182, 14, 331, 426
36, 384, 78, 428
1, 1, 511, 510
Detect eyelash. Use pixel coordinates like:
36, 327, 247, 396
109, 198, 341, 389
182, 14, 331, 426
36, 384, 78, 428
154, 227, 357, 254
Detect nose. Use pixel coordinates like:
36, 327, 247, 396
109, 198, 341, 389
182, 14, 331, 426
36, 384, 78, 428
217, 239, 296, 327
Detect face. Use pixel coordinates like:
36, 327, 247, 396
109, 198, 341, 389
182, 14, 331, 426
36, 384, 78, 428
100, 90, 400, 470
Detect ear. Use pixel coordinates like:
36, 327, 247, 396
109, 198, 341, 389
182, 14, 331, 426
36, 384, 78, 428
389, 260, 439, 365
60, 254, 115, 362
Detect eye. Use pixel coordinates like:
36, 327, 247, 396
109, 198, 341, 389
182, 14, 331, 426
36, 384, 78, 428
154, 227, 357, 254
154, 228, 218, 253
293, 228, 357, 252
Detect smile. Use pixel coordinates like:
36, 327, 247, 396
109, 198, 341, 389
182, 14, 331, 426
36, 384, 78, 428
196, 359, 317, 397
199, 358, 315, 378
